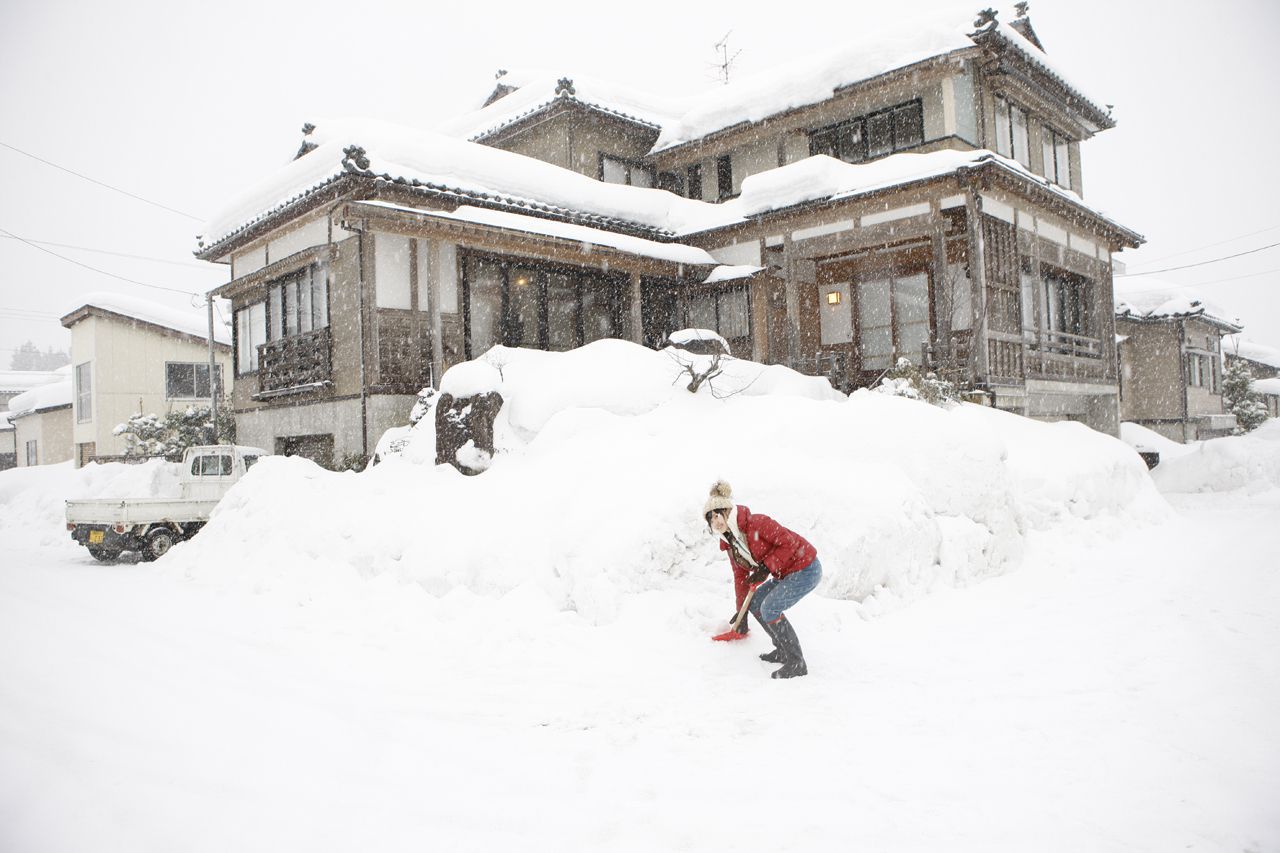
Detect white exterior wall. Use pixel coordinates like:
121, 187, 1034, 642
234, 393, 415, 462
70, 314, 233, 460
12, 407, 73, 466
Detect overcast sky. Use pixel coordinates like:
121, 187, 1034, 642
2, 0, 1277, 366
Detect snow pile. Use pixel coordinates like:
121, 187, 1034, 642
0, 459, 182, 551
1120, 421, 1199, 463
7, 365, 72, 417
160, 341, 1164, 621
1114, 277, 1241, 329
1150, 420, 1280, 495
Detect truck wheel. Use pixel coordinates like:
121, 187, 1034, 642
142, 528, 178, 561
87, 547, 121, 563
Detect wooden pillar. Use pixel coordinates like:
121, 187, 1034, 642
626, 271, 643, 344
782, 234, 800, 370
929, 202, 951, 364
964, 189, 990, 382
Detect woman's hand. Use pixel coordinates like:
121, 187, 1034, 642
748, 567, 770, 585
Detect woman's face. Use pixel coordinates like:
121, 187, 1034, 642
708, 510, 730, 535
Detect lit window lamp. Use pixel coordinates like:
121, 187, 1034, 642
827, 291, 842, 305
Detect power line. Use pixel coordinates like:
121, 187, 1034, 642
1116, 241, 1280, 276
0, 226, 203, 297
1127, 222, 1280, 268
1117, 265, 1280, 294
0, 140, 204, 222
0, 234, 215, 270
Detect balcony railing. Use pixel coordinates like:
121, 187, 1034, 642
257, 328, 332, 394
1024, 328, 1109, 381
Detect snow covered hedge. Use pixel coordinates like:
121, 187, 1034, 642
144, 341, 1167, 621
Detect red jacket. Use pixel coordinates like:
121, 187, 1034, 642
720, 505, 817, 610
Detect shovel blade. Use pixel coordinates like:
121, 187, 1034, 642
711, 629, 749, 642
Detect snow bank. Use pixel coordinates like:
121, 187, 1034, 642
1150, 420, 1280, 494
1120, 421, 1199, 462
157, 341, 1165, 622
0, 459, 183, 551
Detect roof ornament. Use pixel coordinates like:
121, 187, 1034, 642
1014, 2, 1029, 18
294, 123, 319, 160
555, 77, 576, 97
495, 69, 508, 79
341, 145, 371, 172
973, 8, 998, 29
301, 122, 316, 135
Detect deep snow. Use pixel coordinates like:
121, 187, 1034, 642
1, 343, 1277, 852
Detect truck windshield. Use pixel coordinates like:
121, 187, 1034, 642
191, 455, 233, 476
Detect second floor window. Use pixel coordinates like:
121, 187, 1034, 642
810, 100, 924, 164
994, 96, 1031, 168
600, 155, 654, 188
166, 362, 223, 399
1042, 127, 1072, 188
687, 164, 703, 200
269, 263, 328, 339
74, 361, 91, 423
716, 155, 734, 200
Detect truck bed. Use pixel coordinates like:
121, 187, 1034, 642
65, 498, 221, 526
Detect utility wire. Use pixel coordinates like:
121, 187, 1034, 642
0, 140, 204, 222
0, 234, 215, 270
1126, 222, 1280, 268
0, 226, 202, 296
1116, 241, 1280, 276
1117, 266, 1280, 294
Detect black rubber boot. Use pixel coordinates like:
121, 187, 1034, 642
769, 615, 807, 679
752, 609, 783, 662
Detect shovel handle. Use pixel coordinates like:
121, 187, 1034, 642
728, 583, 759, 633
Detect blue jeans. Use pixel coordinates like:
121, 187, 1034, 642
750, 558, 822, 624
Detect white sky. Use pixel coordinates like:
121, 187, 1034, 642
1, 0, 1277, 363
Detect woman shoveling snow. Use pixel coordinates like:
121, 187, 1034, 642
704, 481, 822, 679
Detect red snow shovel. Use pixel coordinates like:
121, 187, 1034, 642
711, 583, 760, 642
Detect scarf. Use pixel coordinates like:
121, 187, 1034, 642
722, 512, 759, 568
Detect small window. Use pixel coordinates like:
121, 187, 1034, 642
74, 361, 92, 423
1042, 127, 1072, 187
687, 164, 703, 200
600, 155, 654, 188
716, 155, 733, 200
166, 363, 223, 399
994, 96, 1031, 169
191, 454, 233, 476
25, 440, 37, 466
809, 99, 922, 165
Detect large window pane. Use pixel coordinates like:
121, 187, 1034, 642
857, 277, 891, 328
167, 363, 195, 397
602, 156, 627, 184
1011, 105, 1030, 167
547, 274, 579, 351
582, 285, 619, 344
718, 288, 749, 339
285, 278, 299, 336
468, 260, 503, 355
313, 266, 329, 330
298, 268, 313, 334
894, 103, 923, 149
839, 121, 865, 162
858, 277, 893, 370
269, 285, 283, 341
508, 268, 541, 348
75, 361, 92, 422
1055, 138, 1071, 188
893, 272, 930, 364
688, 293, 717, 331
994, 98, 1011, 158
867, 112, 893, 158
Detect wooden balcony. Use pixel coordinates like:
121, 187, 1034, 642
1023, 329, 1110, 382
257, 328, 332, 394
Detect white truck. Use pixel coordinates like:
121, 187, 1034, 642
65, 445, 268, 562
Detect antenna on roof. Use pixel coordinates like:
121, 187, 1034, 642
712, 31, 742, 85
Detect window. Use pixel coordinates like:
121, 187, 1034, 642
993, 96, 1031, 168
688, 285, 751, 348
1042, 127, 1072, 187
25, 440, 37, 466
856, 271, 930, 371
1041, 267, 1090, 337
235, 301, 267, 375
268, 263, 328, 339
810, 100, 924, 164
687, 164, 703, 200
657, 171, 684, 194
1186, 353, 1220, 392
462, 255, 625, 357
191, 453, 232, 476
74, 361, 91, 423
715, 155, 734, 200
166, 362, 224, 399
600, 155, 654, 188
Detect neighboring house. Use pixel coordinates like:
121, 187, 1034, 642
8, 366, 74, 467
59, 292, 233, 466
196, 7, 1142, 466
1, 369, 65, 470
1223, 334, 1280, 419
1115, 280, 1242, 442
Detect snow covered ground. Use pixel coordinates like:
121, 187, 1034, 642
2, 345, 1278, 852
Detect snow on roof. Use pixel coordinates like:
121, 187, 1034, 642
0, 410, 12, 431
1253, 376, 1280, 396
200, 120, 726, 250
1223, 334, 1280, 370
651, 9, 1107, 153
1114, 278, 1242, 331
435, 70, 689, 142
0, 370, 66, 394
62, 291, 231, 346
359, 201, 717, 266
702, 265, 762, 284
8, 366, 72, 417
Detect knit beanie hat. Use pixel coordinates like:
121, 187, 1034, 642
702, 480, 735, 518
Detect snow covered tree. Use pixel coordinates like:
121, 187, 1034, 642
9, 340, 70, 370
113, 404, 236, 458
874, 357, 961, 407
1222, 359, 1269, 433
